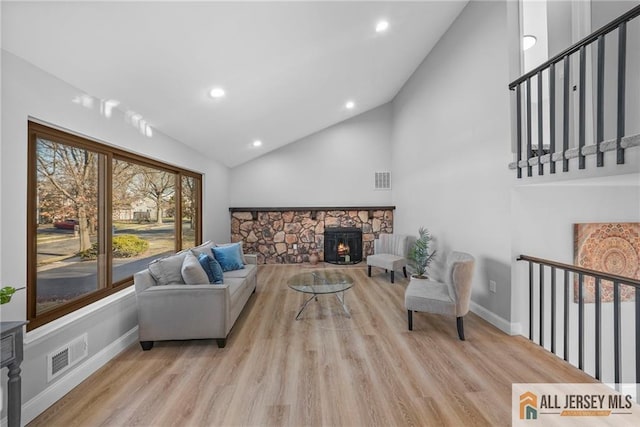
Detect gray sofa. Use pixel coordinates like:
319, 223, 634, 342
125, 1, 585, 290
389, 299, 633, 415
133, 241, 257, 350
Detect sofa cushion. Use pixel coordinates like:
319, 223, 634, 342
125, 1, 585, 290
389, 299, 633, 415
224, 264, 256, 279
225, 277, 247, 309
148, 252, 188, 286
212, 243, 245, 272
181, 252, 209, 284
190, 240, 215, 258
216, 242, 247, 264
198, 253, 224, 284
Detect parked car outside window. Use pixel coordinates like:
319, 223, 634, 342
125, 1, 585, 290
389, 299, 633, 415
53, 219, 79, 230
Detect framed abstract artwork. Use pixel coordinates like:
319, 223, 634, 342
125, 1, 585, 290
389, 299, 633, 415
573, 222, 639, 303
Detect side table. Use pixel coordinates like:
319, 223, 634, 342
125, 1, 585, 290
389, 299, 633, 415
1, 321, 27, 427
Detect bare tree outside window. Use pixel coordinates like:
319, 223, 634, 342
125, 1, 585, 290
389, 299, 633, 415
36, 139, 98, 253
28, 122, 202, 330
34, 138, 100, 314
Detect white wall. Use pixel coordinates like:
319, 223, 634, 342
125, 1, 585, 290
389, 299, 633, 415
391, 0, 515, 325
229, 104, 393, 207
511, 176, 640, 381
0, 50, 230, 423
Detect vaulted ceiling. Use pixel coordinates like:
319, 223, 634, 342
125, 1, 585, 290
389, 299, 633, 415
2, 1, 468, 167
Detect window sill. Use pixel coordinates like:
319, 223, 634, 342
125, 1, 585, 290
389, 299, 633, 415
25, 286, 135, 345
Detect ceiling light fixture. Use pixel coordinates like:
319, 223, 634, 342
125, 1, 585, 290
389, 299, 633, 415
209, 87, 226, 98
376, 20, 389, 33
345, 101, 355, 110
523, 35, 537, 51
252, 140, 262, 147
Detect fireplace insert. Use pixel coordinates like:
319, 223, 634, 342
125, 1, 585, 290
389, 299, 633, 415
324, 227, 362, 265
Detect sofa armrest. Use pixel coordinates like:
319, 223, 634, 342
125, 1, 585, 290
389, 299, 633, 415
134, 269, 156, 293
244, 253, 258, 265
136, 284, 231, 341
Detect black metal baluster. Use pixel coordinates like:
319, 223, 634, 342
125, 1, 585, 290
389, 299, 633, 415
516, 84, 523, 179
563, 56, 570, 172
564, 270, 570, 361
595, 277, 602, 380
527, 78, 533, 177
578, 273, 584, 370
529, 261, 534, 340
540, 264, 545, 346
613, 281, 621, 384
537, 70, 544, 175
616, 22, 627, 164
549, 63, 556, 174
596, 35, 605, 167
551, 266, 556, 354
578, 46, 586, 169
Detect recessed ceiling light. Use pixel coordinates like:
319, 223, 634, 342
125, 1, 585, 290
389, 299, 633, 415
209, 87, 226, 98
376, 20, 389, 33
523, 35, 537, 51
252, 140, 262, 147
345, 101, 355, 110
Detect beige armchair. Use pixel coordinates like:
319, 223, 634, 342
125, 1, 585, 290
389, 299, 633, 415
404, 251, 475, 340
366, 233, 408, 283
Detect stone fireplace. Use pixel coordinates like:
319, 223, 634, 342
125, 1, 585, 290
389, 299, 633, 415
229, 206, 394, 264
324, 227, 363, 265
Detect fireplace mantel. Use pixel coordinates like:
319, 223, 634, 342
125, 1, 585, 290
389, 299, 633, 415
229, 206, 396, 220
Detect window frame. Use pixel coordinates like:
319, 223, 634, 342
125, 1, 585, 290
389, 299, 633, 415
27, 121, 203, 331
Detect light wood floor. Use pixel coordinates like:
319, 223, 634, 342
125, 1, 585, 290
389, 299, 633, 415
29, 264, 595, 426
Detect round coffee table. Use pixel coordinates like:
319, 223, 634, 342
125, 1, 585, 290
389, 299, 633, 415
288, 270, 354, 320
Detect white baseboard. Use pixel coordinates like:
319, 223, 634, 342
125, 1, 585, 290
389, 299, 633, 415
12, 326, 138, 426
470, 301, 522, 336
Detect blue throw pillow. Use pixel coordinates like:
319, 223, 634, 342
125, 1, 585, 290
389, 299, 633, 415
212, 243, 245, 272
197, 252, 224, 284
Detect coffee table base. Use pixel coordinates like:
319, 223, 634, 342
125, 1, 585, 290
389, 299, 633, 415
295, 291, 351, 320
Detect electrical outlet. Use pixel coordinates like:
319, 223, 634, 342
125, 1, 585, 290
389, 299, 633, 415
489, 280, 497, 293
293, 244, 297, 250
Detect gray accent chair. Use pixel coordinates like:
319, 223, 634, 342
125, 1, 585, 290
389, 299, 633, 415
404, 251, 475, 340
366, 233, 409, 283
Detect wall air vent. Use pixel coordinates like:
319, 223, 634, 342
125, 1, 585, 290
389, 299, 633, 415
374, 171, 391, 190
47, 333, 88, 382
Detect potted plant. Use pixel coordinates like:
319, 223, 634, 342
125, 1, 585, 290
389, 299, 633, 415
408, 227, 436, 279
1, 286, 20, 305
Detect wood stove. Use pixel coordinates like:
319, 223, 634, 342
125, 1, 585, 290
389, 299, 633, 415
324, 227, 362, 265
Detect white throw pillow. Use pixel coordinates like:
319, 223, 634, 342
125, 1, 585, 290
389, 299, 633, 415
181, 252, 210, 284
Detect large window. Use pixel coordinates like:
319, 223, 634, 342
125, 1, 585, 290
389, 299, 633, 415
28, 121, 202, 330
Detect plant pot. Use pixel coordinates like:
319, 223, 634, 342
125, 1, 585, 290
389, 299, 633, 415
411, 274, 428, 280
309, 251, 319, 266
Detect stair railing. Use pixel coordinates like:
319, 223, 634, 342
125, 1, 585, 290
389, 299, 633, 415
517, 255, 639, 388
509, 5, 640, 178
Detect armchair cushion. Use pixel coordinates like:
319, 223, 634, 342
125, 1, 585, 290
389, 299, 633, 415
366, 253, 406, 271
405, 279, 455, 316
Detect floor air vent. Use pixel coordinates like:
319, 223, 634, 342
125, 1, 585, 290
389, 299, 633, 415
47, 333, 88, 382
374, 171, 391, 190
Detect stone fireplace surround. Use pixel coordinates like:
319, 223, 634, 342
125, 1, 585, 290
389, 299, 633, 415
230, 206, 395, 264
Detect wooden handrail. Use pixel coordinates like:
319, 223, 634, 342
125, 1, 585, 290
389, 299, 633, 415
517, 255, 640, 287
